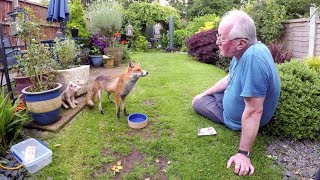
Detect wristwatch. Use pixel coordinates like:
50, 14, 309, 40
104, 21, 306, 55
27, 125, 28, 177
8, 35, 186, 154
238, 150, 251, 158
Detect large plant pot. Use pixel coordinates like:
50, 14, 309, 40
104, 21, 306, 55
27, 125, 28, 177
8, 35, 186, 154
56, 65, 90, 97
104, 47, 123, 67
22, 83, 62, 125
90, 55, 103, 67
103, 56, 114, 68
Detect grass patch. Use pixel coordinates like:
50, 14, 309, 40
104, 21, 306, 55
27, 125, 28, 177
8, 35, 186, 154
32, 52, 282, 179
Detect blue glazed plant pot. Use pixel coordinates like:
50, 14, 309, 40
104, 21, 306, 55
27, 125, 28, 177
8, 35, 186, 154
22, 83, 62, 125
90, 55, 103, 67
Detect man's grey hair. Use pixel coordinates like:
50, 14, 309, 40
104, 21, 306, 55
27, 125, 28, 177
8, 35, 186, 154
219, 10, 257, 45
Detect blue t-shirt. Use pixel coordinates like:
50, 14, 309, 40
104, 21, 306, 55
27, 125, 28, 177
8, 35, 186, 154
222, 42, 280, 130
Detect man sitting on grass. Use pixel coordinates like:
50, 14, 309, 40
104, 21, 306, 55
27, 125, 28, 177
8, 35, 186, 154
192, 10, 280, 176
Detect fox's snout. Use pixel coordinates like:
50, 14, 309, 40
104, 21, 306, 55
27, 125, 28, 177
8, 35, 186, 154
141, 71, 148, 77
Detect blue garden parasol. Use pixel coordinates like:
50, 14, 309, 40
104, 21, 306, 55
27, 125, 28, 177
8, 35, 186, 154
46, 0, 70, 37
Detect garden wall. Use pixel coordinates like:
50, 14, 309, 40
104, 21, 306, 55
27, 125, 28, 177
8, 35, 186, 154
0, 0, 59, 46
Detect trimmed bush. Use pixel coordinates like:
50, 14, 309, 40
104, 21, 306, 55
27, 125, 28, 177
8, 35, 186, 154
263, 60, 320, 140
186, 29, 219, 64
133, 34, 148, 52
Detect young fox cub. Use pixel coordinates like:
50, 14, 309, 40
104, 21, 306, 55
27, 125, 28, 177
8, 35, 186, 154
86, 61, 148, 118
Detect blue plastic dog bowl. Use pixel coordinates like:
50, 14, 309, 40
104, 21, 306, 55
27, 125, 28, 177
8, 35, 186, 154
128, 113, 148, 129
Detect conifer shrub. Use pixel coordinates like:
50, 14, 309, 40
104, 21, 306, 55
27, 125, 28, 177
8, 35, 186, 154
263, 60, 320, 140
67, 0, 88, 38
186, 30, 219, 64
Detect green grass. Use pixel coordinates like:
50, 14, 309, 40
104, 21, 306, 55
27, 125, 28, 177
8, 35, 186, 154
32, 52, 282, 179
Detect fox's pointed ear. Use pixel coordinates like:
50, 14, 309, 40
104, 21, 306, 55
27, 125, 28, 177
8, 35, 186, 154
128, 61, 134, 68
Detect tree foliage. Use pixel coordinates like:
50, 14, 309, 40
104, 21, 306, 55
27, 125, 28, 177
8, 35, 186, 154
242, 0, 287, 44
186, 0, 240, 20
275, 0, 315, 19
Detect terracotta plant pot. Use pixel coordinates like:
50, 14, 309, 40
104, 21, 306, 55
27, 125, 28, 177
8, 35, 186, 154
104, 47, 123, 67
103, 56, 114, 68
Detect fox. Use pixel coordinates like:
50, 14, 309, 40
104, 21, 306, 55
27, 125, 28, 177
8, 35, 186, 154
86, 61, 148, 118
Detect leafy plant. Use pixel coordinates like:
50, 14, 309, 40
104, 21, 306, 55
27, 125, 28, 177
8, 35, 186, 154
133, 34, 148, 52
121, 44, 131, 64
16, 40, 59, 92
173, 29, 188, 50
54, 38, 80, 69
0, 90, 28, 155
305, 56, 320, 73
186, 29, 219, 64
10, 7, 41, 47
90, 46, 102, 56
67, 0, 88, 38
263, 60, 320, 140
268, 41, 293, 64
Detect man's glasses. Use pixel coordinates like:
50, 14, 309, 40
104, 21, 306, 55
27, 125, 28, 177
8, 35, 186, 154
216, 34, 248, 42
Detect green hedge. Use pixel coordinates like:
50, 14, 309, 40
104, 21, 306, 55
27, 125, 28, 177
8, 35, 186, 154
263, 60, 320, 140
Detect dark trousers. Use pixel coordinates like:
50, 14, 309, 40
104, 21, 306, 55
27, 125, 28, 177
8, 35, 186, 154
192, 92, 225, 124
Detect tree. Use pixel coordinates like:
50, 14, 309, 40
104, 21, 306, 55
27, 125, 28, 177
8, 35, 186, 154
275, 0, 317, 19
186, 0, 240, 20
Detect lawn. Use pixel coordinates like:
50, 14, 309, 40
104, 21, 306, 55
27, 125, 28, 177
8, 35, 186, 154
32, 52, 283, 179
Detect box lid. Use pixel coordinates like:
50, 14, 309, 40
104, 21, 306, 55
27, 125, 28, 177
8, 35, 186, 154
10, 138, 52, 166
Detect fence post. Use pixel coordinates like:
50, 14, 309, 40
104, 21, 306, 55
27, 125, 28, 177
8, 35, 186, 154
308, 5, 317, 56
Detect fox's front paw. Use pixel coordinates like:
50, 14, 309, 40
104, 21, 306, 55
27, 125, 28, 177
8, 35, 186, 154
100, 110, 104, 114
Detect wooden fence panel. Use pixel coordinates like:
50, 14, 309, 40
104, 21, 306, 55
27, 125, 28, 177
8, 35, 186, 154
0, 0, 59, 45
282, 19, 310, 58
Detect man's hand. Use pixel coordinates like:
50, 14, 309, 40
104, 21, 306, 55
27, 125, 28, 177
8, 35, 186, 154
227, 153, 254, 176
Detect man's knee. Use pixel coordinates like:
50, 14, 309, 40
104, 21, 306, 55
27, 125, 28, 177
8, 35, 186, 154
192, 98, 204, 114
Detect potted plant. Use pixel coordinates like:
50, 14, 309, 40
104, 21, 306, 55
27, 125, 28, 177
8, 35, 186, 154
87, 1, 123, 66
0, 90, 28, 155
90, 45, 103, 67
11, 7, 41, 94
53, 38, 90, 97
19, 40, 62, 125
102, 55, 115, 68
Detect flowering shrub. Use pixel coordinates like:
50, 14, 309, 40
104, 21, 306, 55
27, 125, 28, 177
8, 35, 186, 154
186, 29, 219, 64
90, 33, 108, 54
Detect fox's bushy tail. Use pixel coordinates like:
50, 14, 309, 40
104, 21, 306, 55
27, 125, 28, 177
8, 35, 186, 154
86, 81, 99, 107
